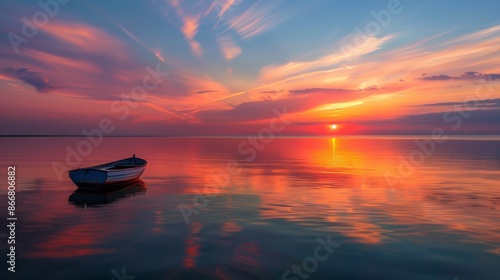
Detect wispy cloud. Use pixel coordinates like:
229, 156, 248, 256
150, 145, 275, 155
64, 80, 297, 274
195, 90, 217, 94
211, 0, 238, 30
371, 25, 500, 78
182, 15, 203, 56
440, 25, 500, 48
417, 72, 500, 81
153, 48, 166, 63
259, 35, 395, 84
0, 67, 58, 93
195, 85, 384, 123
207, 24, 500, 124
0, 19, 224, 108
165, 0, 207, 56
289, 88, 354, 95
0, 20, 138, 98
108, 18, 167, 62
217, 34, 242, 60
418, 98, 500, 108
224, 0, 295, 40
159, 0, 295, 59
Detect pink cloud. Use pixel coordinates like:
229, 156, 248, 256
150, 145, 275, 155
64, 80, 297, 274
217, 34, 242, 60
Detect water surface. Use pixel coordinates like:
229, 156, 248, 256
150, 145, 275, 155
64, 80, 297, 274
0, 137, 499, 279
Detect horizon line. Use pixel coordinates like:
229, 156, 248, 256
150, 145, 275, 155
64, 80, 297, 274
1, 134, 500, 139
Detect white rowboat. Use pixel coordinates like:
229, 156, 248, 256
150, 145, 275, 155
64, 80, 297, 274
69, 154, 147, 189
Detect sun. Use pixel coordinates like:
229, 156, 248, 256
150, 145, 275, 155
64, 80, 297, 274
330, 124, 338, 130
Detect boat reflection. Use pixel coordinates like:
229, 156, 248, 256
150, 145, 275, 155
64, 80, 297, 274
68, 179, 147, 207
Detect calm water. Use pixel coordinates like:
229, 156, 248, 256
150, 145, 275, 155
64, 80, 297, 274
0, 137, 499, 280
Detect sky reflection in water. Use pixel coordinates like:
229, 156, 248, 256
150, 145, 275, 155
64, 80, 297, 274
0, 137, 498, 279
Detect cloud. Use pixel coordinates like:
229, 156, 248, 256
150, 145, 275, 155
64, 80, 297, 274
164, 1, 206, 56
0, 21, 154, 101
0, 67, 57, 93
225, 0, 295, 40
362, 85, 381, 91
196, 99, 292, 123
418, 72, 500, 81
346, 109, 500, 135
289, 88, 354, 95
0, 19, 233, 109
152, 49, 166, 63
195, 90, 217, 94
418, 98, 500, 108
217, 34, 242, 60
211, 0, 240, 30
196, 86, 373, 123
418, 74, 452, 81
396, 109, 500, 126
161, 0, 295, 58
182, 15, 203, 56
103, 15, 167, 63
260, 90, 283, 94
440, 25, 500, 48
259, 35, 394, 84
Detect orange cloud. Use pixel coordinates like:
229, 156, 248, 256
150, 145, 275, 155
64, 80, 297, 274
179, 15, 204, 56
41, 21, 128, 57
217, 34, 242, 60
259, 35, 394, 84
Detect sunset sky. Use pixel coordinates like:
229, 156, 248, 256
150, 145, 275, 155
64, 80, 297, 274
1, 0, 499, 135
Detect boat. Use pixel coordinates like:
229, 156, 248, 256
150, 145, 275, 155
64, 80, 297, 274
68, 179, 147, 207
69, 154, 147, 189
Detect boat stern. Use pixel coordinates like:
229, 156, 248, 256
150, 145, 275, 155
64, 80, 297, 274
69, 168, 108, 187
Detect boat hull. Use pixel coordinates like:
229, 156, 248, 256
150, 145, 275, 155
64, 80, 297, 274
69, 156, 147, 189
